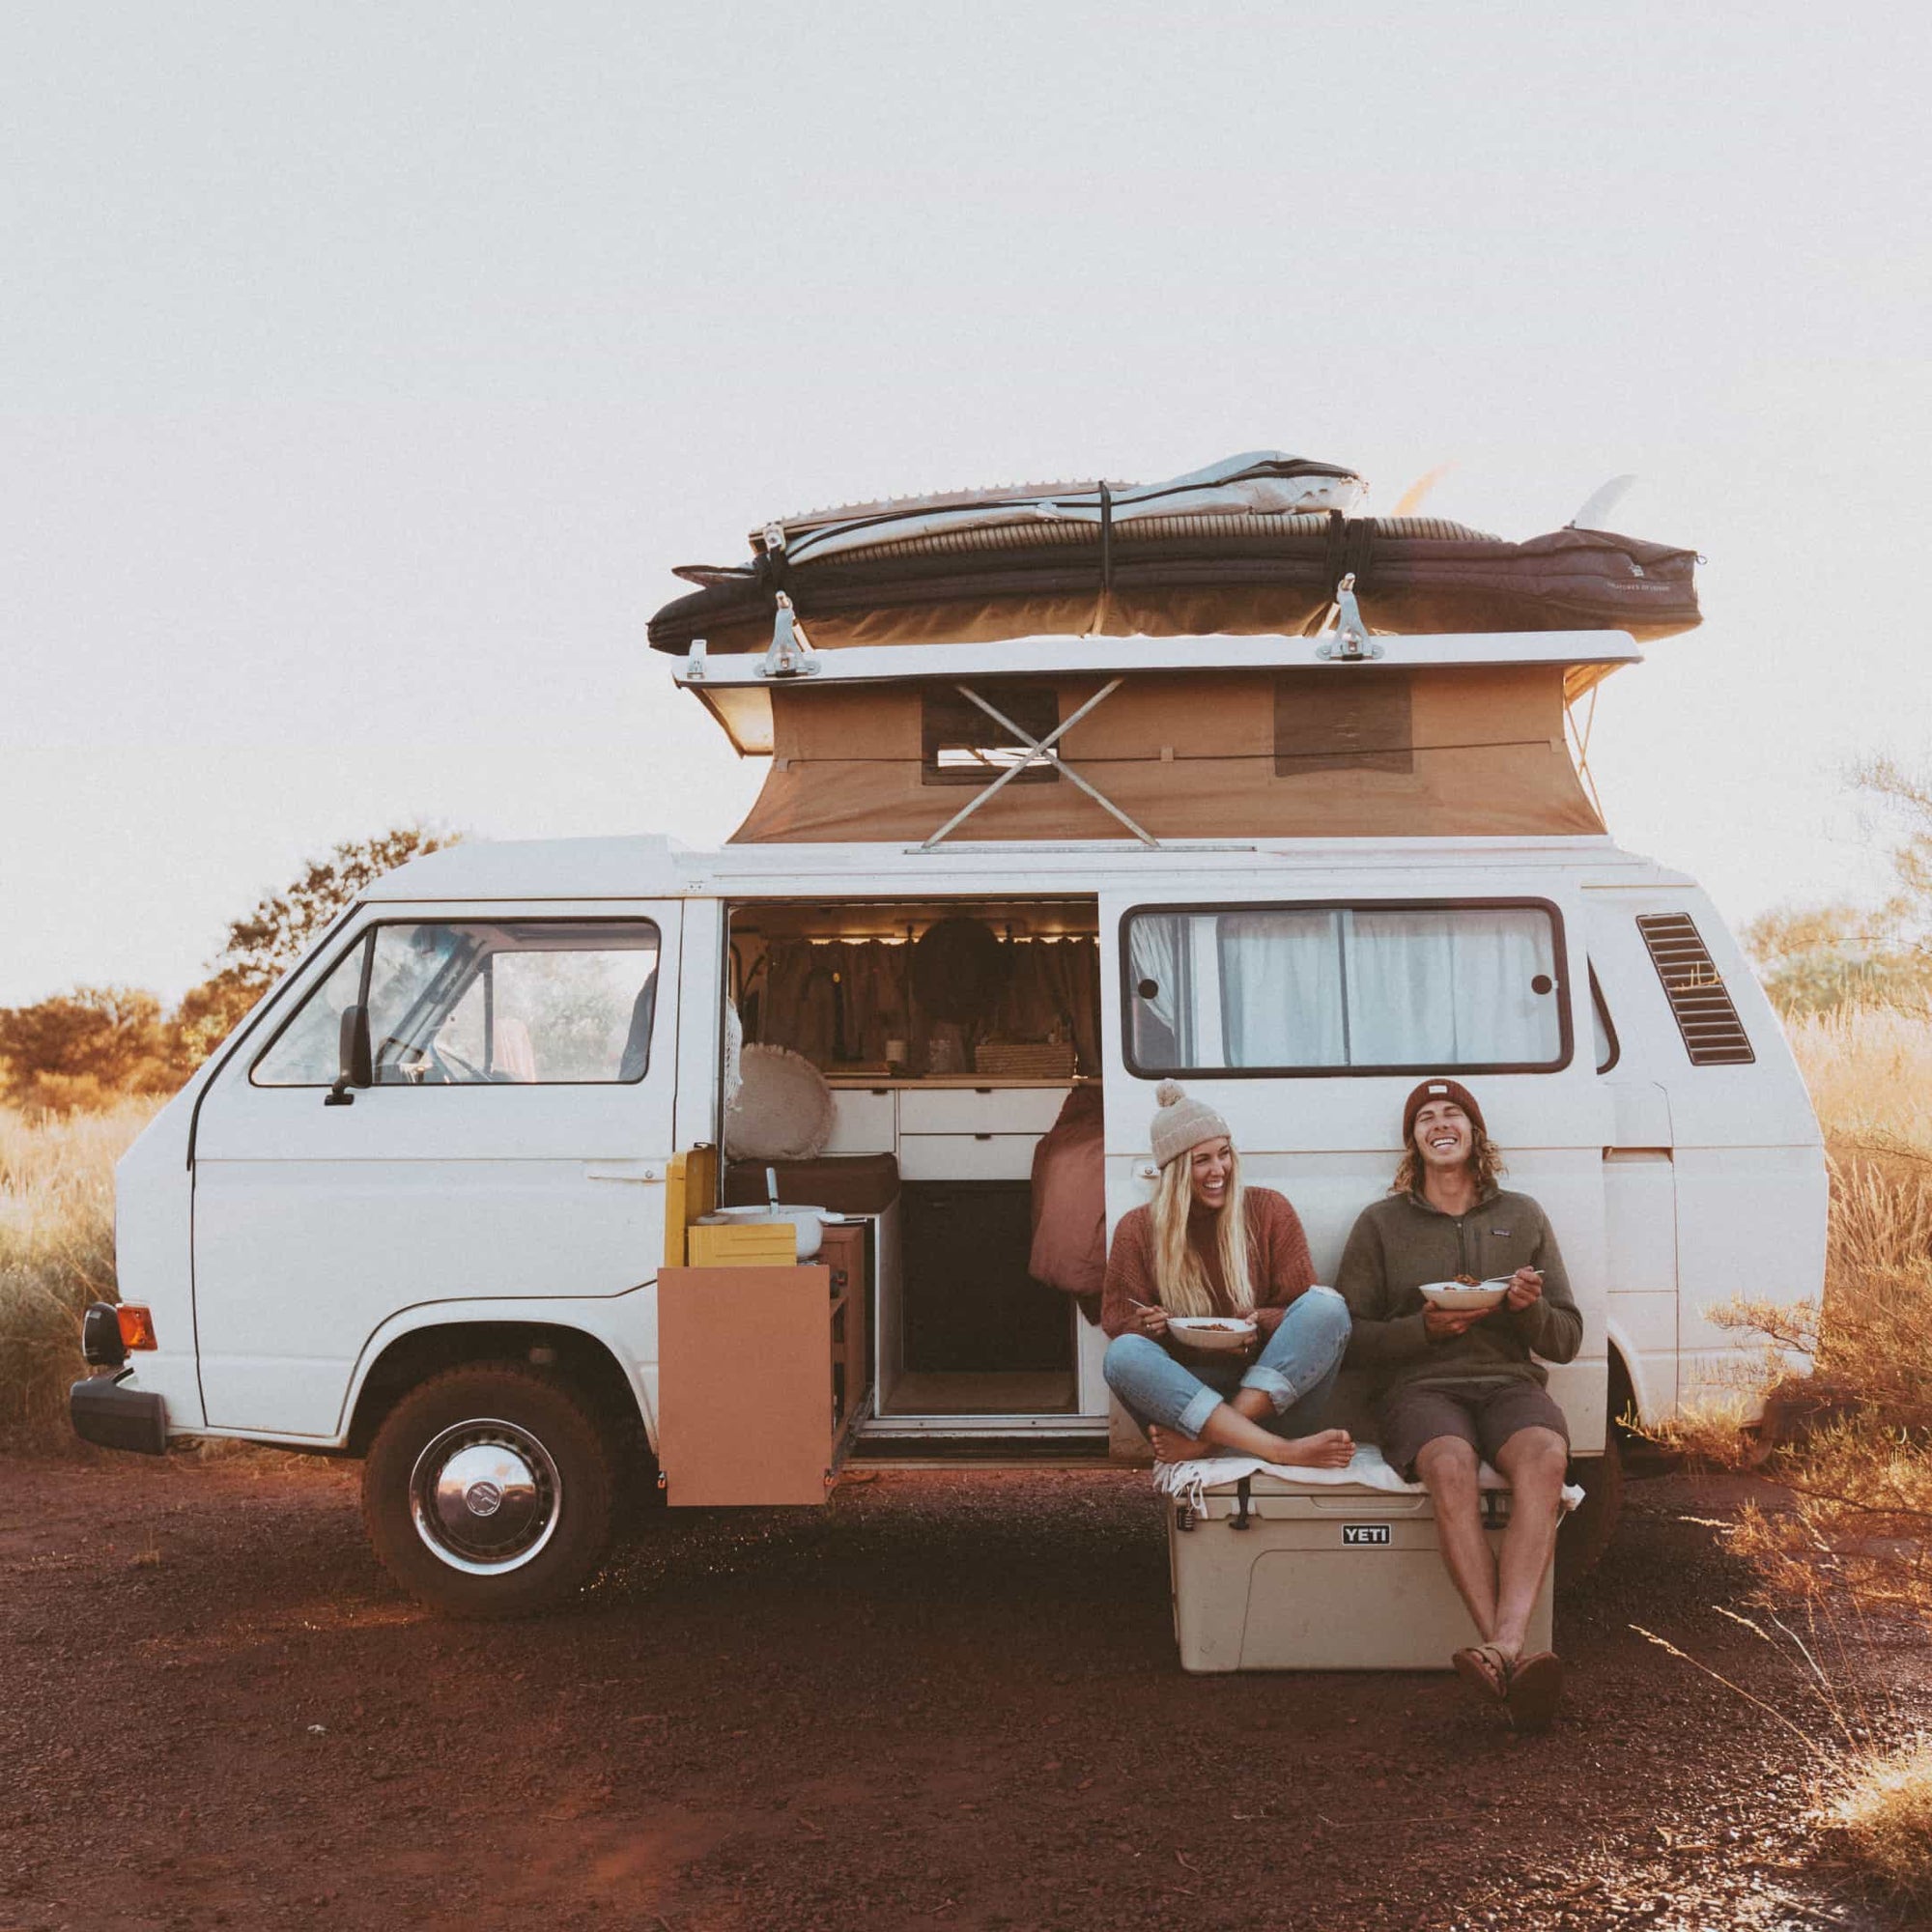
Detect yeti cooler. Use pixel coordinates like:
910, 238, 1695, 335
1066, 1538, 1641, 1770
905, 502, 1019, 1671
1167, 1471, 1554, 1672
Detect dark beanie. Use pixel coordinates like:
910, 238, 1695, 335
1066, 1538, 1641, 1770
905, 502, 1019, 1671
1402, 1078, 1487, 1146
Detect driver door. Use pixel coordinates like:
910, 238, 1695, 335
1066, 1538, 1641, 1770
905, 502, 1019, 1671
191, 901, 681, 1436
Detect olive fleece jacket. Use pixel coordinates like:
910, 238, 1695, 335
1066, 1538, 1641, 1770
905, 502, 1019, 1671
1100, 1188, 1317, 1343
1336, 1186, 1581, 1395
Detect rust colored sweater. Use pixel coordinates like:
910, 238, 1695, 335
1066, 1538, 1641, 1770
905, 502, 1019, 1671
1100, 1187, 1318, 1345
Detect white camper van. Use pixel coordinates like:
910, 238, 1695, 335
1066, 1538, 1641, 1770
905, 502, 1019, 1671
74, 611, 1826, 1622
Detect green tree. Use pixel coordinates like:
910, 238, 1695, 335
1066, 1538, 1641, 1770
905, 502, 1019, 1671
171, 823, 459, 1068
213, 823, 457, 989
0, 985, 177, 1112
1744, 759, 1932, 1015
1742, 900, 1922, 1015
1854, 754, 1932, 948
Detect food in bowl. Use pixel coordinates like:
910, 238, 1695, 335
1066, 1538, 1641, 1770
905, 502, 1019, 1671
1166, 1315, 1260, 1353
1418, 1278, 1509, 1313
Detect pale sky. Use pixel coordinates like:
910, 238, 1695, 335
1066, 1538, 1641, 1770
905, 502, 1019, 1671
4, 2, 1927, 1005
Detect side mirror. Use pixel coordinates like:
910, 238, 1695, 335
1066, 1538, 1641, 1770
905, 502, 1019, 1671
325, 1004, 372, 1106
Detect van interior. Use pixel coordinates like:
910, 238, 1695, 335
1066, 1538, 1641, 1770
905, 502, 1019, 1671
723, 898, 1103, 1435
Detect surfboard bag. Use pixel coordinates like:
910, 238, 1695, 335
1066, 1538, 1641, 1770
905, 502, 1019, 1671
646, 455, 1701, 654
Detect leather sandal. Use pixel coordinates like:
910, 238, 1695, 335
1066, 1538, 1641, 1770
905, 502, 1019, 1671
1451, 1643, 1512, 1705
1504, 1651, 1563, 1732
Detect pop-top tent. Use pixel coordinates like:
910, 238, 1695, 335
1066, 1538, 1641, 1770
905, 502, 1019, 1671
651, 453, 1700, 848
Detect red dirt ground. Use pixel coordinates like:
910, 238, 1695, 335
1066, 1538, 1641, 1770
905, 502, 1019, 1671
1, 1456, 1924, 1932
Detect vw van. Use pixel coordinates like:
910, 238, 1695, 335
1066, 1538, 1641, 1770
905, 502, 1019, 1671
72, 616, 1827, 1620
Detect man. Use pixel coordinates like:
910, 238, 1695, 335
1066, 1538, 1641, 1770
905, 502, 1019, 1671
1336, 1078, 1581, 1729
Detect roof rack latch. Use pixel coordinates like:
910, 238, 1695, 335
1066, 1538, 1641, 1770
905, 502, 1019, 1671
758, 592, 819, 680
1316, 572, 1383, 662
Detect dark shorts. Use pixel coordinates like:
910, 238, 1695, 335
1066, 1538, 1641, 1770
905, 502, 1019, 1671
1378, 1380, 1570, 1482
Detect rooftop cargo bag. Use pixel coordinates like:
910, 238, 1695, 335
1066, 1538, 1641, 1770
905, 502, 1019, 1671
648, 451, 1701, 654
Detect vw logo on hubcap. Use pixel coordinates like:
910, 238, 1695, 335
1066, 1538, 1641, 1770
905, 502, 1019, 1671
464, 1479, 505, 1517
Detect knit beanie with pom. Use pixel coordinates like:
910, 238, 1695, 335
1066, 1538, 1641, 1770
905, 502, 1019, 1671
1149, 1079, 1233, 1169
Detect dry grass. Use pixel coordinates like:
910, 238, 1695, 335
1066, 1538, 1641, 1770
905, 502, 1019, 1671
1655, 1006, 1932, 1902
1786, 1001, 1932, 1165
0, 1102, 156, 1448
1823, 1739, 1932, 1905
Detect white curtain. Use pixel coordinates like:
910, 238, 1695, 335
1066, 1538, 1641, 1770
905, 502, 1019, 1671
1128, 915, 1189, 1065
1130, 905, 1559, 1071
1344, 909, 1555, 1065
1220, 912, 1347, 1066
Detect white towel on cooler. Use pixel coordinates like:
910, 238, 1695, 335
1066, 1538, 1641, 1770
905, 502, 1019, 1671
1152, 1445, 1584, 1519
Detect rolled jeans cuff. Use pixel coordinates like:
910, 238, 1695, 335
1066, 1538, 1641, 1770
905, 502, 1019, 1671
1177, 1384, 1224, 1438
1238, 1362, 1297, 1414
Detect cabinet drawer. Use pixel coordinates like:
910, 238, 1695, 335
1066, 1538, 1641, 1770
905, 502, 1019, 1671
897, 1086, 1068, 1135
825, 1089, 897, 1153
898, 1132, 1040, 1181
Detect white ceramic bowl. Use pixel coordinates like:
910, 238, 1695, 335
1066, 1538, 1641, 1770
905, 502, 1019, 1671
1418, 1279, 1509, 1313
1166, 1315, 1259, 1352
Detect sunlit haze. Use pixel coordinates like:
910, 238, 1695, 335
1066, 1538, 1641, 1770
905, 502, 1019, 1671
4, 3, 1927, 1003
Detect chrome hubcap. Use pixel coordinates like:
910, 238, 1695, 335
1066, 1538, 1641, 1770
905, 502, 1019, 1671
409, 1420, 561, 1575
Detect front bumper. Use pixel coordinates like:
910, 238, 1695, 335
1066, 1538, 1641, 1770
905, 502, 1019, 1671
70, 1372, 168, 1455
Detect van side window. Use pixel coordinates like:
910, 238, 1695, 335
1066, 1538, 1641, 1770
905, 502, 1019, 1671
1589, 964, 1620, 1074
251, 940, 370, 1087
252, 919, 661, 1087
1124, 900, 1568, 1076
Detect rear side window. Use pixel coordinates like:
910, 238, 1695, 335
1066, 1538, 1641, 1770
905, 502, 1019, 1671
1589, 965, 1620, 1074
252, 919, 662, 1087
1123, 900, 1569, 1076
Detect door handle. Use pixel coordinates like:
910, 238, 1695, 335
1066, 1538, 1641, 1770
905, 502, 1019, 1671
584, 1161, 665, 1183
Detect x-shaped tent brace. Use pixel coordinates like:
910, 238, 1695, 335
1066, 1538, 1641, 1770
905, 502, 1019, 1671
919, 678, 1160, 850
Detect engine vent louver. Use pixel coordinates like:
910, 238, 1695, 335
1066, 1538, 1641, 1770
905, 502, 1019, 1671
1636, 914, 1755, 1065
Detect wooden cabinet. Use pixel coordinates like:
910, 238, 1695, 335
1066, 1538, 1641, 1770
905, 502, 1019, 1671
817, 1223, 869, 1441
656, 1223, 872, 1507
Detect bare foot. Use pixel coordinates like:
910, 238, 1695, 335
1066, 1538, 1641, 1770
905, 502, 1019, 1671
1148, 1424, 1209, 1463
1260, 1428, 1355, 1470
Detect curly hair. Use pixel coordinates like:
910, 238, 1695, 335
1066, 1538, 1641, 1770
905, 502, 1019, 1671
1391, 1123, 1507, 1199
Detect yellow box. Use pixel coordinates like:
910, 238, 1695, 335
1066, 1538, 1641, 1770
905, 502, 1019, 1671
685, 1220, 796, 1269
664, 1147, 720, 1267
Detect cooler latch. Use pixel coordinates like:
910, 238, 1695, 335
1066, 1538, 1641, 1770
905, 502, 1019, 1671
1230, 1476, 1255, 1531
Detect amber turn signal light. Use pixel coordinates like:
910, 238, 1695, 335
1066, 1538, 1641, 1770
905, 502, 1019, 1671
116, 1305, 158, 1350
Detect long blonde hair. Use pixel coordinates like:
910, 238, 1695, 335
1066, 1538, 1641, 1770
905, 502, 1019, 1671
1151, 1146, 1254, 1317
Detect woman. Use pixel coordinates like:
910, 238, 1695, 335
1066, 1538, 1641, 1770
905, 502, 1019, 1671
1102, 1082, 1353, 1467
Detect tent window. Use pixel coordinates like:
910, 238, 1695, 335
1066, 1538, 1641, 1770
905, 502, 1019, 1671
922, 684, 1061, 786
1274, 670, 1413, 776
1123, 899, 1569, 1077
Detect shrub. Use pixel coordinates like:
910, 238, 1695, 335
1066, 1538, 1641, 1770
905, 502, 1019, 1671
1825, 1739, 1932, 1905
0, 1103, 154, 1447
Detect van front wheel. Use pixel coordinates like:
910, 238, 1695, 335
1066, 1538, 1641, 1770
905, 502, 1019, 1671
361, 1364, 615, 1618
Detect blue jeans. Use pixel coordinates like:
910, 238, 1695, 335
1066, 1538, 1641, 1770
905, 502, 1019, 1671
1102, 1286, 1351, 1440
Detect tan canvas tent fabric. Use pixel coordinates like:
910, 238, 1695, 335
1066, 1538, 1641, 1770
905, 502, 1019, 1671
727, 666, 1603, 844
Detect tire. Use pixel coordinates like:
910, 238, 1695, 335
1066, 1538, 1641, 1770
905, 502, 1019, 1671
361, 1363, 615, 1619
1555, 1436, 1625, 1590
